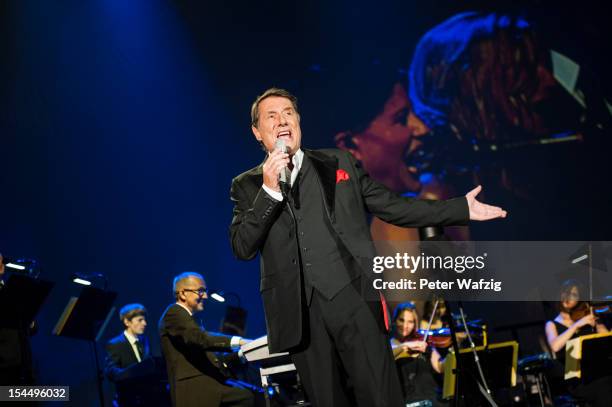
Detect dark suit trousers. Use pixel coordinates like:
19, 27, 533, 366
290, 278, 404, 407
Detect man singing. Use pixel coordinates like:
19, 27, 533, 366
159, 272, 253, 407
229, 88, 506, 406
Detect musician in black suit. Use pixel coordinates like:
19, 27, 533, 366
105, 303, 156, 406
229, 88, 506, 406
105, 304, 150, 380
159, 272, 253, 407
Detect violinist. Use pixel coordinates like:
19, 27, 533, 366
544, 280, 611, 407
390, 302, 445, 406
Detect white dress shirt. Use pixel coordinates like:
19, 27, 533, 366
262, 148, 304, 201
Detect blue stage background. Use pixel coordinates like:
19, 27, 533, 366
0, 1, 610, 405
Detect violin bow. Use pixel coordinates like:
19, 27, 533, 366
423, 298, 440, 343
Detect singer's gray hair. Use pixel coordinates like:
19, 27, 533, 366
251, 87, 299, 128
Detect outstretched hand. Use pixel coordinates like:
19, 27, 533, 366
466, 185, 507, 221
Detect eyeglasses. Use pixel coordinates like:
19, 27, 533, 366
183, 288, 208, 297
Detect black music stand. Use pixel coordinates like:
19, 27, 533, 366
53, 286, 117, 407
580, 334, 612, 385
444, 341, 517, 406
0, 274, 54, 329
0, 274, 54, 384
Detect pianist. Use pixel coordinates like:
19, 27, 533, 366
159, 271, 253, 407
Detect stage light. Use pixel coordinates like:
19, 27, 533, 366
210, 292, 225, 302
2, 257, 41, 277
72, 276, 92, 286
571, 254, 588, 264
5, 262, 26, 270
71, 272, 108, 289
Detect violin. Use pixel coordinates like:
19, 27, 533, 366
570, 300, 611, 322
392, 336, 427, 359
392, 301, 487, 360
394, 299, 450, 359
570, 301, 592, 322
413, 323, 484, 350
392, 330, 451, 359
417, 327, 470, 349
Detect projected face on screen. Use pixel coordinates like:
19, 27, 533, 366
408, 12, 580, 143
406, 12, 596, 204
336, 83, 428, 193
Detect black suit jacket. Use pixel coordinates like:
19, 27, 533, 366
104, 332, 150, 382
230, 148, 469, 352
158, 303, 234, 407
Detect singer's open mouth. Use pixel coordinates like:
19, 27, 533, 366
277, 130, 291, 138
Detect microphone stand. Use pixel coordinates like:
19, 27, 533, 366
457, 304, 497, 407
442, 301, 463, 407
419, 227, 465, 406
418, 227, 496, 406
445, 301, 497, 407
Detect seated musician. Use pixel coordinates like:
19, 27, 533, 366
544, 280, 612, 407
391, 302, 445, 406
105, 303, 150, 380
104, 303, 156, 406
159, 272, 253, 407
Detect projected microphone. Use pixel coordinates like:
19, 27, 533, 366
275, 139, 291, 196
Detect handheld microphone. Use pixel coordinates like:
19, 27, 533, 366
275, 139, 291, 196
